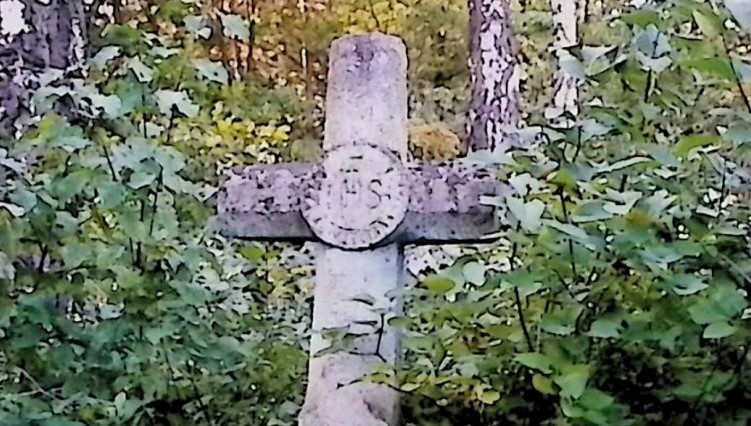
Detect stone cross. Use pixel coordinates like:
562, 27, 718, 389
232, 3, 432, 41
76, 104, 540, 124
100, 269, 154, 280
218, 34, 499, 426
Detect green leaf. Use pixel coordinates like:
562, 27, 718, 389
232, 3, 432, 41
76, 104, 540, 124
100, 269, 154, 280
423, 275, 455, 294
532, 374, 556, 395
541, 307, 583, 336
572, 202, 614, 223
60, 242, 92, 269
515, 353, 553, 374
595, 157, 651, 174
664, 274, 708, 296
220, 13, 250, 41
578, 388, 615, 411
507, 197, 545, 232
621, 10, 660, 27
554, 365, 590, 399
128, 170, 158, 189
0, 202, 24, 217
726, 0, 751, 31
478, 389, 501, 404
193, 59, 229, 84
128, 56, 153, 82
693, 9, 721, 38
674, 135, 719, 158
0, 252, 15, 280
239, 245, 265, 261
462, 262, 486, 286
154, 90, 199, 117
184, 15, 211, 39
689, 300, 729, 324
587, 318, 622, 338
89, 94, 122, 118
682, 58, 735, 80
91, 46, 121, 68
703, 321, 737, 339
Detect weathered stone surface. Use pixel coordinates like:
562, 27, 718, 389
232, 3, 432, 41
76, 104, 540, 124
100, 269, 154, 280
218, 161, 501, 245
218, 163, 316, 240
301, 246, 402, 426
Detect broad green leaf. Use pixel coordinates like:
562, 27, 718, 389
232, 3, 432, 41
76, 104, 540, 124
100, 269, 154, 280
515, 352, 553, 374
541, 307, 583, 336
587, 318, 622, 338
595, 157, 651, 174
572, 202, 614, 223
674, 135, 719, 158
60, 242, 92, 269
578, 388, 615, 411
682, 58, 735, 80
554, 365, 590, 399
462, 262, 486, 286
714, 285, 748, 316
689, 299, 729, 324
478, 389, 501, 404
51, 135, 91, 152
532, 374, 556, 395
603, 190, 642, 216
91, 46, 121, 68
0, 252, 15, 280
507, 197, 545, 232
621, 10, 659, 27
128, 170, 157, 189
693, 9, 721, 38
128, 56, 153, 82
703, 321, 737, 339
184, 15, 211, 39
193, 59, 229, 84
154, 90, 199, 117
89, 94, 122, 118
423, 275, 455, 294
0, 202, 24, 217
220, 13, 250, 41
665, 274, 708, 296
239, 245, 265, 261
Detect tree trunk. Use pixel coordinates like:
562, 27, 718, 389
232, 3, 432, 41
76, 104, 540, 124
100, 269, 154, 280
467, 0, 522, 153
0, 0, 86, 137
548, 0, 578, 124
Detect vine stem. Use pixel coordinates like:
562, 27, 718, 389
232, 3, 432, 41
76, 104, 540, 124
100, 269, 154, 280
558, 188, 577, 277
510, 239, 534, 352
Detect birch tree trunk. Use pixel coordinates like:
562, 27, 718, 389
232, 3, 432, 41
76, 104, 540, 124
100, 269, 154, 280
0, 0, 86, 137
467, 0, 522, 153
547, 0, 579, 123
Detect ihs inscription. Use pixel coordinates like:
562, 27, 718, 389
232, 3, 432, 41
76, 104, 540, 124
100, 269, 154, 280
302, 144, 408, 249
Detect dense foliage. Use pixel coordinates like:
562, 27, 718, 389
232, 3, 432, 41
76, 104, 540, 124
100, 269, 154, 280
1, 0, 750, 425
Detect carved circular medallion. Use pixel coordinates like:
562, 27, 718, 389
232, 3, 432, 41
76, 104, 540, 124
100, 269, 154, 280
302, 144, 408, 249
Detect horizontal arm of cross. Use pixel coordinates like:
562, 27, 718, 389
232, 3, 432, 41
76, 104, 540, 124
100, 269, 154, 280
218, 161, 503, 245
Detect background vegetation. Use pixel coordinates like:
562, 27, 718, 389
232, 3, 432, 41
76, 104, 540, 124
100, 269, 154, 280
1, 0, 751, 425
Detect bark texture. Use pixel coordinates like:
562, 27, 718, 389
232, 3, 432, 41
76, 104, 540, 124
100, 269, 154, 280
0, 0, 86, 137
548, 0, 579, 123
467, 0, 521, 153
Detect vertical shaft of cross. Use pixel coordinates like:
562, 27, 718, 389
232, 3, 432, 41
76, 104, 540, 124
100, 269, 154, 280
298, 34, 408, 426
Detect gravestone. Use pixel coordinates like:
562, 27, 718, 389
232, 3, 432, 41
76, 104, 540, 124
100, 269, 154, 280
218, 33, 501, 425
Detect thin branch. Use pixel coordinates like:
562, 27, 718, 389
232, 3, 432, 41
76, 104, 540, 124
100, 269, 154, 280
511, 241, 534, 352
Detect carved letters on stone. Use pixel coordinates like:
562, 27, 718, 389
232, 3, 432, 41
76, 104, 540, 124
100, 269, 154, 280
302, 144, 408, 249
